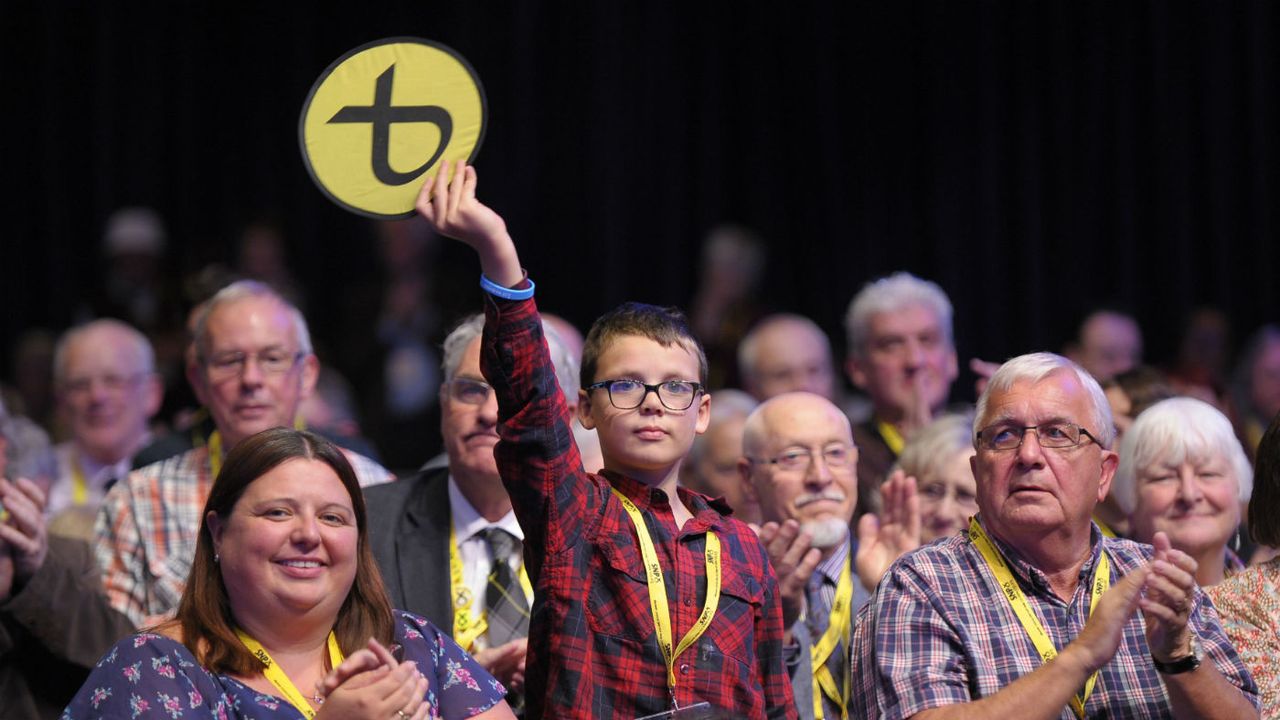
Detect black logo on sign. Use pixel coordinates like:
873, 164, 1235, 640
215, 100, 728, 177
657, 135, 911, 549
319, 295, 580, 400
328, 64, 452, 185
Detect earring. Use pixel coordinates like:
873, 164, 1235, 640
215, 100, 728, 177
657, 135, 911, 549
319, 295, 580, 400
214, 553, 221, 563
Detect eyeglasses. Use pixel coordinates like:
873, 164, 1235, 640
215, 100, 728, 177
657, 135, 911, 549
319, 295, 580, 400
585, 379, 704, 410
918, 481, 979, 510
445, 378, 492, 405
62, 373, 148, 396
202, 350, 305, 380
748, 444, 854, 473
975, 422, 1100, 452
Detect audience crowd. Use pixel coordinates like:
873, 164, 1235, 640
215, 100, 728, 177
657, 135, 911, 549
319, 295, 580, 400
1, 193, 1277, 718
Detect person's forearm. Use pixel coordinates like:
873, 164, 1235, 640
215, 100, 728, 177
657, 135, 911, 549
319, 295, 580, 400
911, 646, 1094, 720
475, 235, 522, 288
1165, 664, 1259, 720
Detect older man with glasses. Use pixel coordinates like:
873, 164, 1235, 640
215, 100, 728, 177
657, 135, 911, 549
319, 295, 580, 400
740, 391, 919, 720
93, 280, 392, 628
47, 319, 163, 523
366, 313, 579, 717
851, 352, 1259, 720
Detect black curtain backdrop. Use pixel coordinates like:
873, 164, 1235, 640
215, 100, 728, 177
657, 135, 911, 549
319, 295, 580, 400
4, 2, 1277, 401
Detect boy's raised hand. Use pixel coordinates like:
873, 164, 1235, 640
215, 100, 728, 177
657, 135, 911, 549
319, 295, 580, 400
415, 159, 523, 287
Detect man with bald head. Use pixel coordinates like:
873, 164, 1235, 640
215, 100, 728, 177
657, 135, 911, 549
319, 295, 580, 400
48, 320, 163, 519
742, 391, 918, 720
680, 388, 761, 524
94, 280, 393, 626
739, 314, 839, 401
1068, 309, 1143, 383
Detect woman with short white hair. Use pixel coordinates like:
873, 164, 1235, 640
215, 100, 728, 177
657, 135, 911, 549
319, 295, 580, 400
1113, 397, 1253, 586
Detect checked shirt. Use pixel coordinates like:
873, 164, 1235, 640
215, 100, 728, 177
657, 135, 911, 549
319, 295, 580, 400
481, 292, 796, 719
94, 444, 393, 626
851, 518, 1259, 719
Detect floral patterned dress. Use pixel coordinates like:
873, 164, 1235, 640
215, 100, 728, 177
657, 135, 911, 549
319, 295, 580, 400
1207, 557, 1280, 719
61, 611, 505, 719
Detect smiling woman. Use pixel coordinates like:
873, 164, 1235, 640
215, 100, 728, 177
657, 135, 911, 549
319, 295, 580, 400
63, 429, 515, 720
1113, 397, 1254, 586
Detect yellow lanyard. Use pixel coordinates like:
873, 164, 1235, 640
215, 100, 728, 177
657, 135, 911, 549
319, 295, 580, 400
208, 430, 224, 479
208, 417, 305, 479
875, 420, 906, 455
609, 487, 721, 694
70, 454, 89, 506
235, 629, 344, 719
968, 519, 1109, 720
448, 521, 534, 652
811, 552, 853, 720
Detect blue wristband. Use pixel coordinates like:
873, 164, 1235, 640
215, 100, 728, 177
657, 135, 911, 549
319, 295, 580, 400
480, 273, 535, 300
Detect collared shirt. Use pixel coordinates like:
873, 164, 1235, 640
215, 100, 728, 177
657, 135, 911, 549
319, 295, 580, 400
851, 517, 1259, 720
93, 445, 393, 627
47, 439, 146, 518
481, 294, 796, 720
808, 539, 856, 625
448, 475, 528, 635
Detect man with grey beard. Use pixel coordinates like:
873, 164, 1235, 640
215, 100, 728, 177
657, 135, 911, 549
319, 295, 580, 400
741, 391, 919, 720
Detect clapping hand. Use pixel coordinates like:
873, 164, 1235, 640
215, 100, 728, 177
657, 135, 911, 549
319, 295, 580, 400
474, 637, 527, 693
315, 638, 430, 720
753, 520, 821, 630
855, 470, 921, 592
0, 478, 49, 602
1139, 532, 1199, 663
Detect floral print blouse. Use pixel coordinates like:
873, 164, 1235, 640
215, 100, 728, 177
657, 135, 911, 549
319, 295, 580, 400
1207, 557, 1280, 719
62, 611, 504, 719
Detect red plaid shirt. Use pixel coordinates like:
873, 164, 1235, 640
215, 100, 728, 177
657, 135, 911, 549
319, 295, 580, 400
482, 293, 797, 719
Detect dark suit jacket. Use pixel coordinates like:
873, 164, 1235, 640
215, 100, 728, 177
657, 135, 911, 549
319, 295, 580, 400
365, 467, 454, 632
851, 419, 896, 518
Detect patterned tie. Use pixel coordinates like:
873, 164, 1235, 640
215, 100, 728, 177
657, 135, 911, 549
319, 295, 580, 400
807, 573, 834, 636
809, 572, 846, 719
484, 528, 530, 647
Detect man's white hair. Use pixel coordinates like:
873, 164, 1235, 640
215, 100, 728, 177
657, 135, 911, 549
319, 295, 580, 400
973, 352, 1116, 450
442, 313, 578, 396
844, 271, 953, 359
1111, 397, 1253, 515
53, 318, 156, 383
193, 280, 313, 357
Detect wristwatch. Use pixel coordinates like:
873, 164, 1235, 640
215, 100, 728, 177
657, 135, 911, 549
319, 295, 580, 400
1152, 634, 1204, 675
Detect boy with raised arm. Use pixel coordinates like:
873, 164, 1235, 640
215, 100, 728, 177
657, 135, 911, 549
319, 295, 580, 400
416, 161, 796, 720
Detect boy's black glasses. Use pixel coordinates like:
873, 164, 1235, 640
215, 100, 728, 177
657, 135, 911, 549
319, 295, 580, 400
586, 379, 704, 410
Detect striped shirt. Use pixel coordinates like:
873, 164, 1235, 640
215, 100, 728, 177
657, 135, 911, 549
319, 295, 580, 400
93, 444, 393, 626
851, 518, 1259, 719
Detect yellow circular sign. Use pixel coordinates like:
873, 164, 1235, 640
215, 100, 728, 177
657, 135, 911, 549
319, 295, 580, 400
299, 38, 486, 218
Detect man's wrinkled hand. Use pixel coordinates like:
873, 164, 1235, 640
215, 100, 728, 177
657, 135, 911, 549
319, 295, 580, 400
1140, 532, 1198, 663
755, 520, 821, 629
